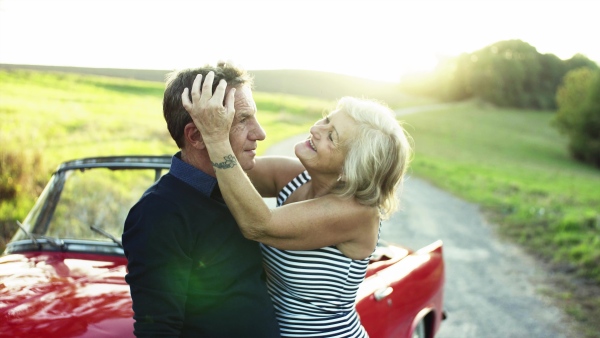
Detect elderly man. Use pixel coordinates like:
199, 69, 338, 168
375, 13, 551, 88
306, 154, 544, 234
123, 62, 280, 337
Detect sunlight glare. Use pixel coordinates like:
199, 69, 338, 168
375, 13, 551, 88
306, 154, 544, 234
0, 0, 597, 83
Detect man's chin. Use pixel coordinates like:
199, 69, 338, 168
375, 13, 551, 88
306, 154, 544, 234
239, 158, 256, 172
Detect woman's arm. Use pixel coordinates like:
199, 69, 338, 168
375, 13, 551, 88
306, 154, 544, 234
248, 156, 305, 198
181, 73, 377, 255
206, 138, 373, 250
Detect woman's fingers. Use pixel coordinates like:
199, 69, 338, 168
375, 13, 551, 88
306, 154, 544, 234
179, 71, 235, 142
186, 71, 227, 107
190, 73, 203, 102
225, 87, 236, 116
200, 72, 214, 104
212, 79, 228, 106
181, 87, 191, 109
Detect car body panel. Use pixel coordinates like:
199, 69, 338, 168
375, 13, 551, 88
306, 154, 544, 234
0, 156, 445, 338
0, 251, 133, 338
357, 241, 445, 337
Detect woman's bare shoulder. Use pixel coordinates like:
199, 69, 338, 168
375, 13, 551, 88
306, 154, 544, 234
249, 156, 305, 197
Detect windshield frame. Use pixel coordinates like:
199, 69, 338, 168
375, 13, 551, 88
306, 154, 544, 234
6, 155, 171, 255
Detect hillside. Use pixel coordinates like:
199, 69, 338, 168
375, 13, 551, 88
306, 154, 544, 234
250, 69, 408, 105
0, 64, 409, 106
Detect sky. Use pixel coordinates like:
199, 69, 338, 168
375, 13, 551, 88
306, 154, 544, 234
0, 0, 598, 83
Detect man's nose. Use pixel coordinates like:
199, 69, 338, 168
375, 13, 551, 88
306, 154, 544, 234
251, 121, 267, 141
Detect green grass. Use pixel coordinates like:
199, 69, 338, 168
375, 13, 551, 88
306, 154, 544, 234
0, 69, 173, 158
400, 101, 600, 283
0, 69, 333, 224
401, 101, 600, 336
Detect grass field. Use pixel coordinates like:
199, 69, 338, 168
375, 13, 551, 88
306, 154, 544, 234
1, 68, 599, 334
0, 69, 334, 226
400, 102, 600, 281
399, 101, 600, 335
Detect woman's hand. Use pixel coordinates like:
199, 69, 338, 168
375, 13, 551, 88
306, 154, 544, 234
181, 71, 236, 144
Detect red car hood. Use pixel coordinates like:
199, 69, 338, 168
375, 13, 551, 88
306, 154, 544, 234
0, 251, 134, 338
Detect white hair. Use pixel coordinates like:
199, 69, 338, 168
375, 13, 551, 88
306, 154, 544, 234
332, 97, 412, 219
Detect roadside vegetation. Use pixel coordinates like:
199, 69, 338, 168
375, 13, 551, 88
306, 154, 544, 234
402, 100, 600, 282
400, 100, 600, 336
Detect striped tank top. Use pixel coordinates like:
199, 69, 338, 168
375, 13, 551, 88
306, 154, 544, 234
260, 171, 373, 337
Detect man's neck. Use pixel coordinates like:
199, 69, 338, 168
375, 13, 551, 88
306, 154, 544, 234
180, 148, 216, 177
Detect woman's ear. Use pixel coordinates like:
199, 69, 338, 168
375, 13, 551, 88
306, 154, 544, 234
184, 122, 206, 150
337, 166, 346, 182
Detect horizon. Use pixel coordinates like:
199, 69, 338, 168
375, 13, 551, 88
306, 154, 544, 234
0, 62, 408, 84
0, 0, 598, 83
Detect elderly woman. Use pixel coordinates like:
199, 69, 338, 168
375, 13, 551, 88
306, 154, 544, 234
182, 72, 412, 337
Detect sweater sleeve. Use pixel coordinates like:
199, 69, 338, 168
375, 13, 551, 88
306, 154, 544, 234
123, 193, 193, 337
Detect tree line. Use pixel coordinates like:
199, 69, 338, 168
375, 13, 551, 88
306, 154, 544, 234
400, 39, 599, 168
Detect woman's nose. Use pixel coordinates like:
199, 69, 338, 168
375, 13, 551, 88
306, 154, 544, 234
309, 125, 322, 140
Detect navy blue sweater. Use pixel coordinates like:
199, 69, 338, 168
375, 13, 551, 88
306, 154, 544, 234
123, 173, 280, 337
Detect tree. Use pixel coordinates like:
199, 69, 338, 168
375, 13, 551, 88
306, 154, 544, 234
553, 68, 600, 167
536, 53, 566, 109
424, 40, 599, 110
565, 53, 599, 72
401, 39, 599, 111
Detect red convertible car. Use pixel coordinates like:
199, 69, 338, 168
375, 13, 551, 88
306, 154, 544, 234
0, 156, 445, 338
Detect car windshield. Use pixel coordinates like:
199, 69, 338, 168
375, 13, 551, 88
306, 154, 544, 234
13, 162, 166, 248
52, 168, 156, 241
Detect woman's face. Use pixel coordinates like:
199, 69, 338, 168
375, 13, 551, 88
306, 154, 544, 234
295, 109, 356, 176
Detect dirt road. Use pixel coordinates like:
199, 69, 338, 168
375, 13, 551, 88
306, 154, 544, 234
264, 122, 577, 337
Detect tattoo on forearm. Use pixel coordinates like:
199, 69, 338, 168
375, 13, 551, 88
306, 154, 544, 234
212, 155, 238, 169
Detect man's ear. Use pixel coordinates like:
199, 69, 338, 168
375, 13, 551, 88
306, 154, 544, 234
184, 122, 206, 150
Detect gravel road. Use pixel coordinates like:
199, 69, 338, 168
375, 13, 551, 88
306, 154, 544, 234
264, 111, 578, 337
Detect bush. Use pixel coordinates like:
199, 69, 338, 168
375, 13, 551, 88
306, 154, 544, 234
1, 220, 18, 253
0, 150, 47, 222
553, 68, 600, 167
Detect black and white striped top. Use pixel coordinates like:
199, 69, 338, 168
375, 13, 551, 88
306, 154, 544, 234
260, 171, 373, 337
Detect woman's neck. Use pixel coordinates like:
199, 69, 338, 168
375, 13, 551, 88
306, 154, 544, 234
304, 171, 340, 199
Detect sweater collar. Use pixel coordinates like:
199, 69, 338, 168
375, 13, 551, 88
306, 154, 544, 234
169, 152, 217, 198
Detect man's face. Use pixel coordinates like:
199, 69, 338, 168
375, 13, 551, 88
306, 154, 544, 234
228, 85, 266, 171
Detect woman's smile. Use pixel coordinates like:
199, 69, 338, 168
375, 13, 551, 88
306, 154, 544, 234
307, 138, 317, 152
